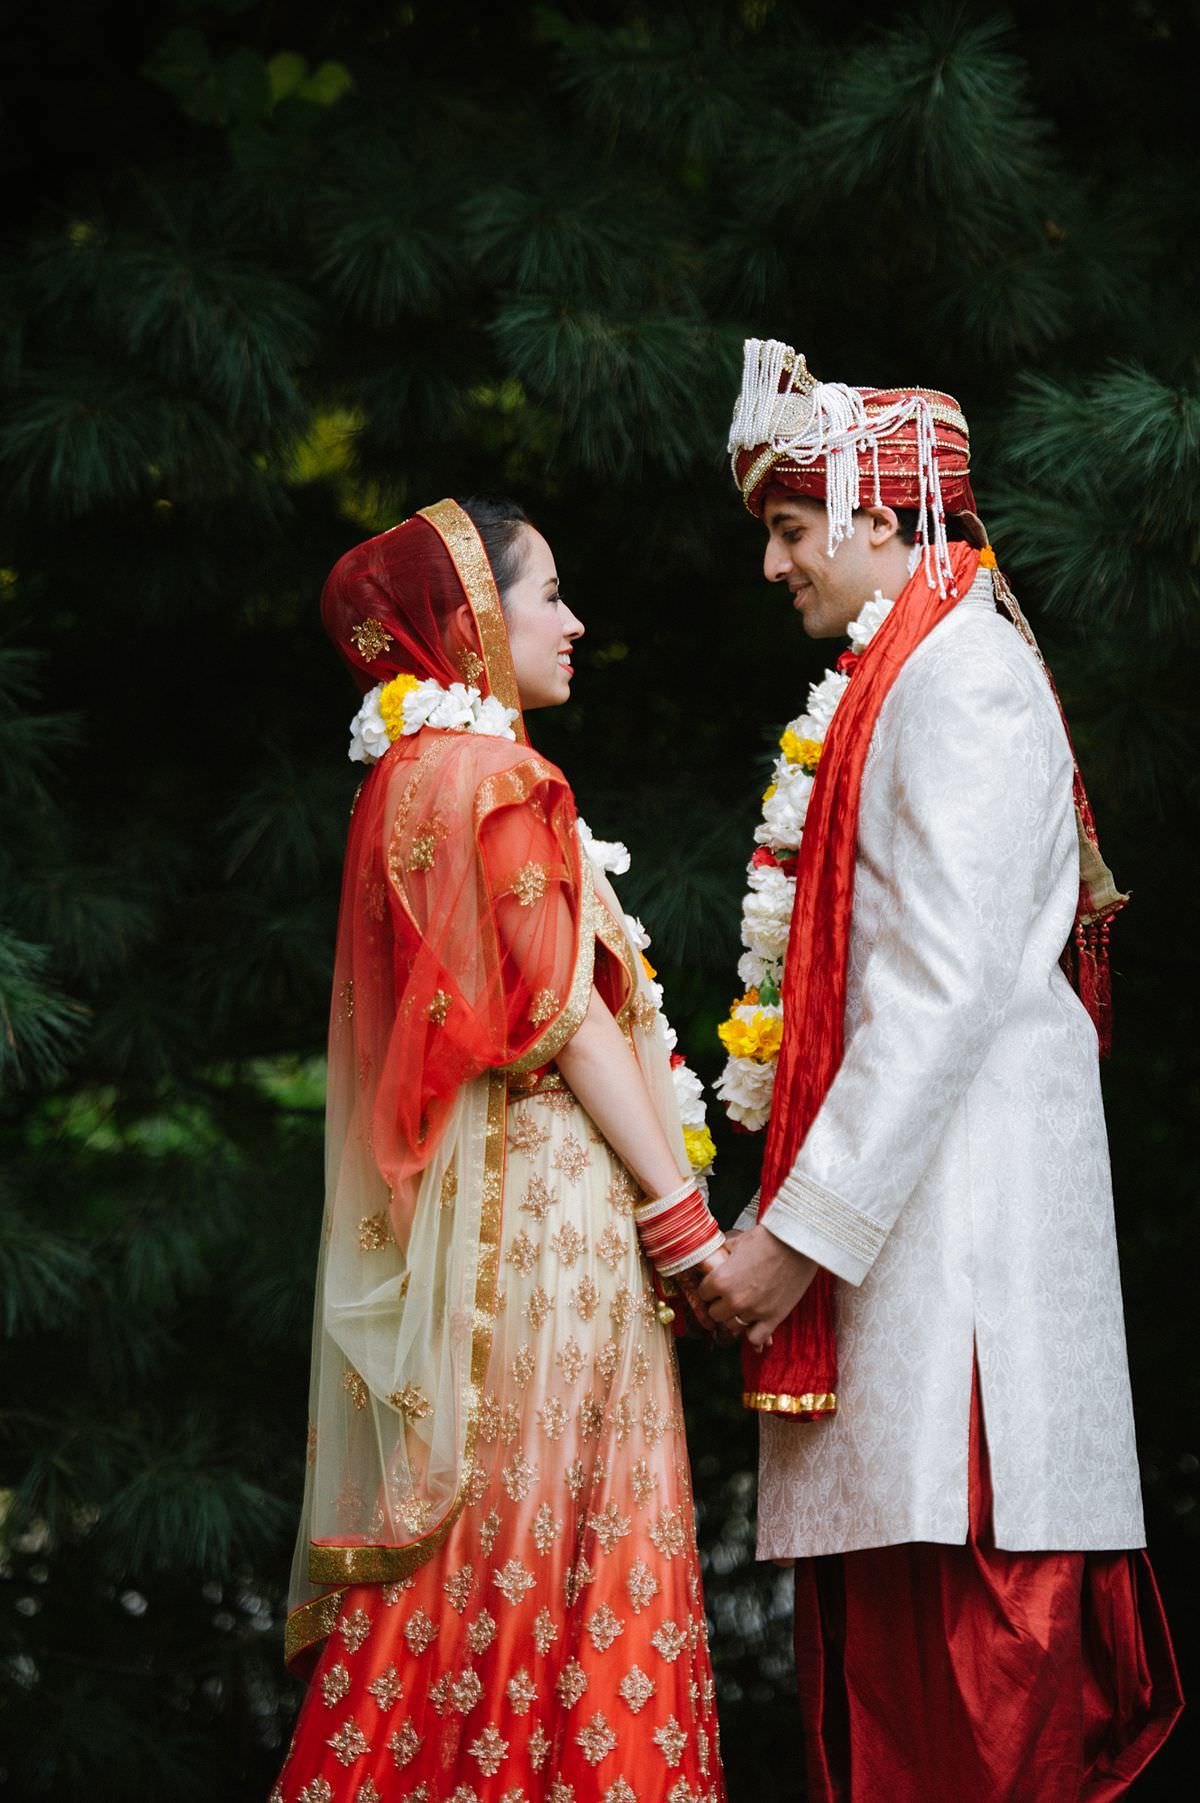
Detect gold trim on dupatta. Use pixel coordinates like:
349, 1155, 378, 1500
502, 866, 596, 1076
418, 499, 528, 745
592, 890, 639, 1025
291, 1068, 508, 1660
470, 756, 553, 827
284, 1587, 346, 1669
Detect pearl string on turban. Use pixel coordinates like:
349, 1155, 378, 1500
728, 338, 976, 597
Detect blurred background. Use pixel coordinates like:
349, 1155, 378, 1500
1, 1, 1196, 1795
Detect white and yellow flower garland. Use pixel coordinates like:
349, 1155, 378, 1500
348, 671, 519, 762
347, 674, 715, 1173
715, 591, 894, 1131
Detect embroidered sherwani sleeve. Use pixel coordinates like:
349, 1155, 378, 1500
761, 638, 1072, 1284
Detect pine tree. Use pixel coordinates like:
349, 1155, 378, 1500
1, 1, 1196, 1794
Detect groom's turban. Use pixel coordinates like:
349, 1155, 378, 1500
728, 338, 975, 593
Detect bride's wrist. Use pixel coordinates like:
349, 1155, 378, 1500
635, 1183, 724, 1277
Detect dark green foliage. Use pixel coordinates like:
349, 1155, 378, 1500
995, 367, 1200, 629
1, 1, 1197, 1796
811, 14, 1048, 202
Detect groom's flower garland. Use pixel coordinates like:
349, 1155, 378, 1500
347, 673, 715, 1174
715, 591, 894, 1132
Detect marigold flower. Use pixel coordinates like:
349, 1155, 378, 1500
380, 671, 422, 740
780, 730, 823, 773
717, 1010, 784, 1064
683, 1124, 716, 1171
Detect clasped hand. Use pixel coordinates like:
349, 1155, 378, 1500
695, 1224, 819, 1350
669, 1243, 734, 1340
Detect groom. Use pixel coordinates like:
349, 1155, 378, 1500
701, 341, 1181, 1801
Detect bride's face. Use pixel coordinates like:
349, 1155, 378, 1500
503, 526, 585, 710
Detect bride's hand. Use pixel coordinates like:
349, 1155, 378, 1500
675, 1243, 739, 1340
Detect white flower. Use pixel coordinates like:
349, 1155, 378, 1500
741, 866, 795, 962
576, 817, 631, 875
745, 864, 795, 939
805, 669, 851, 734
671, 1061, 707, 1128
661, 1020, 678, 1053
755, 768, 814, 850
402, 679, 477, 734
713, 1055, 776, 1132
623, 914, 651, 951
746, 861, 792, 903
742, 893, 793, 961
738, 861, 792, 973
846, 590, 894, 652
737, 950, 771, 991
473, 693, 520, 740
348, 685, 390, 764
397, 681, 443, 734
784, 711, 821, 743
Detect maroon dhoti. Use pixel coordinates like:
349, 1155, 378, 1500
793, 1373, 1182, 1802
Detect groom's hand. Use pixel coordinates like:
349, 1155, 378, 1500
698, 1224, 819, 1350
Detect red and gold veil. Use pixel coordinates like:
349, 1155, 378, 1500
286, 502, 602, 1669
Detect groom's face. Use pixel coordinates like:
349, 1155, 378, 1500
760, 491, 890, 640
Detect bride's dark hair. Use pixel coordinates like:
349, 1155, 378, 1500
458, 496, 530, 604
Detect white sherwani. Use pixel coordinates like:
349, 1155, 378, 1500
753, 569, 1145, 1556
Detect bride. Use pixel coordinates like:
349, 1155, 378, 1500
271, 497, 729, 1803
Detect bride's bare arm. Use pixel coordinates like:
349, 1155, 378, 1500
554, 988, 688, 1198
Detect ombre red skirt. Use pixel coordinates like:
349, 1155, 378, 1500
793, 1372, 1182, 1802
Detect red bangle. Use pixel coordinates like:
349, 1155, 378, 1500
635, 1186, 724, 1277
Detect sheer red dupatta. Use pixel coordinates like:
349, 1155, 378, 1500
287, 503, 595, 1670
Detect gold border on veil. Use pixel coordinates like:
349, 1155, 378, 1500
417, 499, 529, 745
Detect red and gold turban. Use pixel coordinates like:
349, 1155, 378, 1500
728, 339, 976, 594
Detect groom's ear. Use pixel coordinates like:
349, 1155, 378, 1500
865, 506, 902, 544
